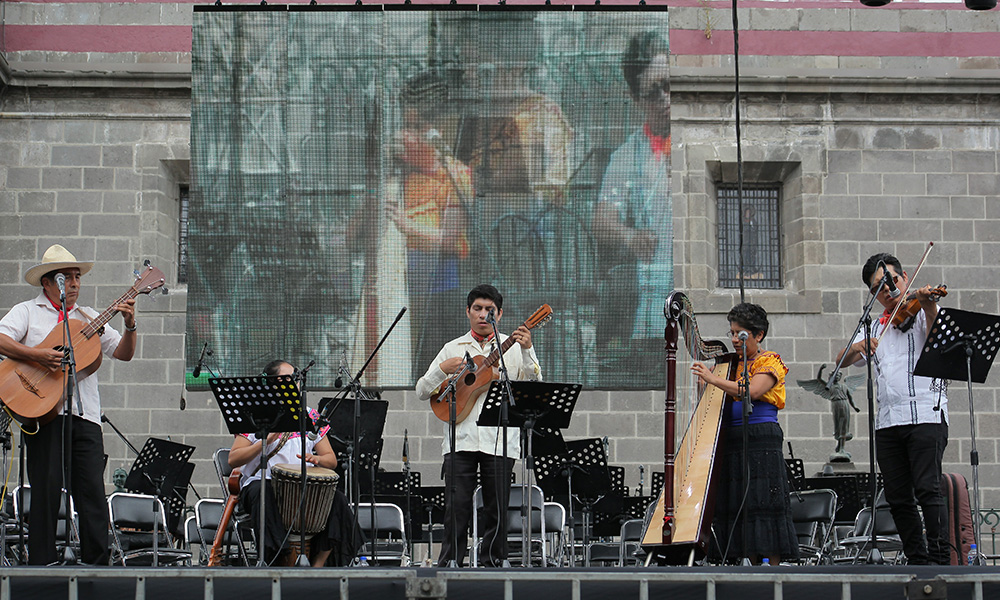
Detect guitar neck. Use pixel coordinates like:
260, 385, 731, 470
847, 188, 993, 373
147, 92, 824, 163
82, 288, 141, 338
481, 330, 522, 369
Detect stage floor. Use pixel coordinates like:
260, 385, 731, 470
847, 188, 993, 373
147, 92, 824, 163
3, 565, 1000, 600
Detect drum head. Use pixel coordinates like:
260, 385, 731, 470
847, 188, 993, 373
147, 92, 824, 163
272, 463, 339, 481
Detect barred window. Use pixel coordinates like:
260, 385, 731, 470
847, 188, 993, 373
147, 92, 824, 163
717, 185, 781, 289
178, 185, 189, 284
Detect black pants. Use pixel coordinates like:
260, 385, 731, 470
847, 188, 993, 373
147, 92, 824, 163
25, 415, 109, 566
875, 419, 949, 565
438, 451, 514, 567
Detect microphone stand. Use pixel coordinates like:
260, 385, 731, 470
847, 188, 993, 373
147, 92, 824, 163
487, 311, 519, 568
738, 336, 751, 566
294, 362, 314, 567
58, 283, 79, 565
827, 273, 888, 565
439, 356, 474, 568
402, 430, 414, 561
317, 307, 406, 565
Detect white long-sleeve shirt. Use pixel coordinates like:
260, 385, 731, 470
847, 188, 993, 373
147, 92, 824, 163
416, 331, 542, 459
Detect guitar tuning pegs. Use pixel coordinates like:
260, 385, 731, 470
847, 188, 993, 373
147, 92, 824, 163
161, 286, 169, 296
133, 269, 141, 278
143, 259, 151, 267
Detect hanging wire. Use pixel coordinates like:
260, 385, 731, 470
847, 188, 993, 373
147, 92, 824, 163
731, 0, 746, 304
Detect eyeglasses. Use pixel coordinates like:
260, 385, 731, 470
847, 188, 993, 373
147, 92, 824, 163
639, 80, 670, 102
870, 274, 899, 296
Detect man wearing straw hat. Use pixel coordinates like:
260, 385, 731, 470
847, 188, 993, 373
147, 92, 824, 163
0, 244, 137, 565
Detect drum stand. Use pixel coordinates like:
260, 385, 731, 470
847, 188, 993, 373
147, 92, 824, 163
914, 307, 1000, 565
210, 374, 304, 567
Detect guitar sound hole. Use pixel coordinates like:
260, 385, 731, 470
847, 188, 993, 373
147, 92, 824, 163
463, 372, 476, 386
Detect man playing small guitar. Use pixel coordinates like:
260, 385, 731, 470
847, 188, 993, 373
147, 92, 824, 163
415, 284, 542, 568
0, 245, 137, 565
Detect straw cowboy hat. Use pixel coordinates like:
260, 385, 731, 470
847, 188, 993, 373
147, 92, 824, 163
24, 244, 94, 287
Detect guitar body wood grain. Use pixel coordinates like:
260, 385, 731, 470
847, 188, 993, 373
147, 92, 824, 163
0, 318, 104, 426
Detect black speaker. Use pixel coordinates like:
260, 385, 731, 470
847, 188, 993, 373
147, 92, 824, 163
965, 0, 997, 9
860, 0, 892, 6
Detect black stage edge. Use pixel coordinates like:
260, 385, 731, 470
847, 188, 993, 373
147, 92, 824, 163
3, 566, 1000, 600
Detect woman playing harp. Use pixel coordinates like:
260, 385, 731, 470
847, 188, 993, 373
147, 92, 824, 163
691, 302, 798, 565
642, 291, 735, 565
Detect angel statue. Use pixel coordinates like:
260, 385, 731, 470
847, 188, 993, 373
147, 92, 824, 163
797, 364, 864, 462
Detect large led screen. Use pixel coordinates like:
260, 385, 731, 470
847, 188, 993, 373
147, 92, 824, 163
189, 7, 671, 389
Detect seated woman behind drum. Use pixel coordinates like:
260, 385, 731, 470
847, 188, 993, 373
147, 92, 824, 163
229, 360, 363, 567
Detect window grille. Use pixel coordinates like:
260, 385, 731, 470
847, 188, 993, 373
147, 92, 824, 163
717, 185, 781, 289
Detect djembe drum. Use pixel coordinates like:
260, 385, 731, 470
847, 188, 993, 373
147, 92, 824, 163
270, 463, 340, 564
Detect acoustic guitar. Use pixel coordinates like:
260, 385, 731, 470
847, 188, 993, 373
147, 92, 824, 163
0, 264, 166, 427
207, 468, 241, 567
430, 304, 552, 424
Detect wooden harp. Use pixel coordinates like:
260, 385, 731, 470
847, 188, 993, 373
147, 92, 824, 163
642, 291, 737, 565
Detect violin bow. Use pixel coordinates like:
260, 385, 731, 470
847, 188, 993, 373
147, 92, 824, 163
876, 241, 934, 344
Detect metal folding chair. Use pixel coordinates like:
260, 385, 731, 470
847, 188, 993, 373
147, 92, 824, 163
356, 502, 409, 566
107, 492, 191, 566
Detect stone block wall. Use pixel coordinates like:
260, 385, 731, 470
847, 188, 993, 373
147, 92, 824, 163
2, 1, 1000, 513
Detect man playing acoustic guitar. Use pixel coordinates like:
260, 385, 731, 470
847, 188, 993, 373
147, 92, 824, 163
416, 284, 542, 568
0, 244, 136, 565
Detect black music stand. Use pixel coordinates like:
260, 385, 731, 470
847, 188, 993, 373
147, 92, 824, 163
210, 374, 304, 566
417, 486, 446, 564
123, 437, 195, 566
914, 307, 1000, 564
318, 395, 388, 563
478, 381, 582, 566
535, 437, 613, 566
318, 396, 388, 500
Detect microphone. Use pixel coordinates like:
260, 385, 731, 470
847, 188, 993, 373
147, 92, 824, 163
335, 350, 346, 388
100, 412, 108, 423
298, 359, 316, 381
402, 429, 409, 464
883, 270, 901, 299
485, 307, 496, 325
193, 342, 208, 378
463, 351, 476, 373
737, 330, 749, 341
55, 273, 66, 295
307, 419, 321, 441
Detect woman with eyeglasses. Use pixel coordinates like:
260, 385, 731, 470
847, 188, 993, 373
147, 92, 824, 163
592, 30, 675, 383
691, 302, 799, 566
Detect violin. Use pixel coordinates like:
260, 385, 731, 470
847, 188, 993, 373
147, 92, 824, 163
890, 284, 947, 333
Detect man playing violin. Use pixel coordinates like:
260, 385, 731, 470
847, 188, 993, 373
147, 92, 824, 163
836, 252, 949, 565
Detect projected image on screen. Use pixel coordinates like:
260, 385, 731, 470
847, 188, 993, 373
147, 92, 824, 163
189, 8, 670, 390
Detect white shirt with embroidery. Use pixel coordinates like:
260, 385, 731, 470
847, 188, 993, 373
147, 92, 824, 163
0, 291, 123, 425
850, 313, 948, 430
416, 331, 542, 459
